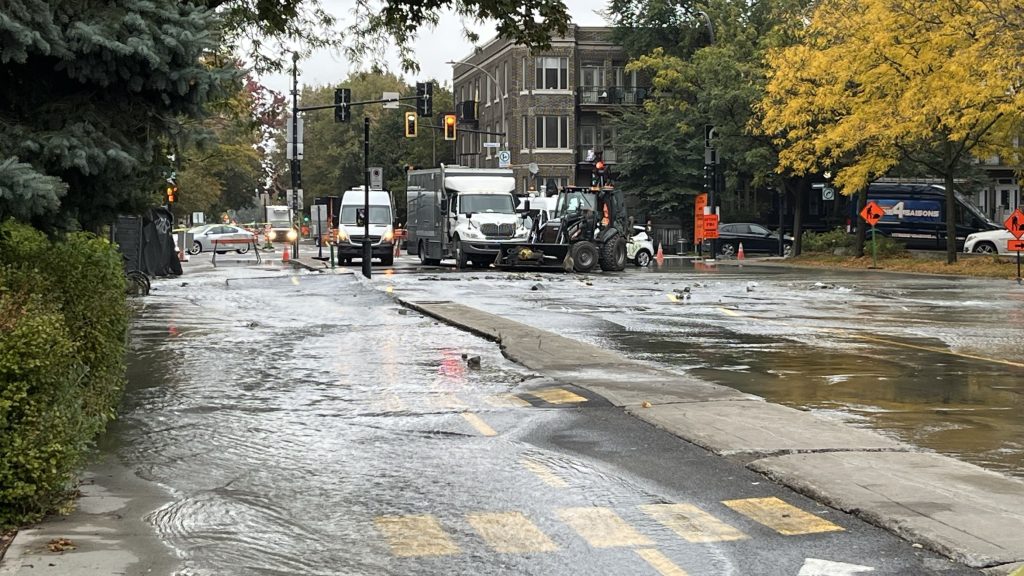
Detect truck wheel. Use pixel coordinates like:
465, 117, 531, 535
973, 242, 997, 254
634, 249, 652, 267
600, 235, 627, 271
418, 240, 441, 266
570, 241, 598, 273
455, 239, 468, 270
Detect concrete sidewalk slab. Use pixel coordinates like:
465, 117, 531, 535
749, 451, 1024, 568
629, 400, 906, 456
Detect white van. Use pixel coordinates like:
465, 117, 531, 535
335, 187, 395, 266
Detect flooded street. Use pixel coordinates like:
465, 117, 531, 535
108, 260, 981, 575
384, 260, 1024, 480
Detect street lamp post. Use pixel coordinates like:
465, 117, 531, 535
447, 60, 506, 154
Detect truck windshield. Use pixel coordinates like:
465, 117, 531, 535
341, 206, 391, 225
460, 194, 514, 214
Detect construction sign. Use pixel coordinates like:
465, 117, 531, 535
703, 214, 720, 239
860, 201, 885, 226
694, 193, 708, 244
1004, 208, 1024, 239
1009, 240, 1024, 252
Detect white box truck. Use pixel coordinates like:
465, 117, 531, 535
406, 165, 526, 268
335, 187, 396, 266
264, 205, 296, 244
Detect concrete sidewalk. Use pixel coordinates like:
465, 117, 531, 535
399, 299, 1024, 574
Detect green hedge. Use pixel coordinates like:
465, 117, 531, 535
0, 220, 128, 528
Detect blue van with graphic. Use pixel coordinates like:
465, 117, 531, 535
851, 182, 1000, 250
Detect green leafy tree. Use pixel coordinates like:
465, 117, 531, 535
0, 0, 237, 231
609, 0, 812, 246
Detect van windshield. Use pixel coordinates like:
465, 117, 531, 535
460, 194, 514, 214
341, 206, 391, 225
954, 191, 998, 227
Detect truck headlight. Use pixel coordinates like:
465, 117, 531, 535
462, 228, 482, 239
383, 229, 394, 242
268, 230, 277, 241
513, 225, 529, 239
287, 229, 297, 241
336, 229, 348, 242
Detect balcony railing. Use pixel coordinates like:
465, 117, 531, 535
576, 147, 618, 164
578, 86, 649, 106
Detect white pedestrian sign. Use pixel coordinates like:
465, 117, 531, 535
497, 150, 511, 168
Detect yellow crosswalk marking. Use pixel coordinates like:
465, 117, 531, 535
461, 412, 497, 436
374, 515, 460, 557
530, 388, 588, 405
636, 548, 689, 576
718, 307, 744, 317
519, 458, 568, 488
722, 497, 844, 536
466, 511, 559, 553
483, 394, 531, 408
639, 503, 748, 543
557, 507, 653, 548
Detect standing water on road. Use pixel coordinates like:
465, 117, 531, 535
119, 267, 538, 575
383, 261, 1024, 480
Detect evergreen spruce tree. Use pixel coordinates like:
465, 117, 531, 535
0, 0, 236, 231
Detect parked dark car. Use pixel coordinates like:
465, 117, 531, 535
716, 223, 792, 257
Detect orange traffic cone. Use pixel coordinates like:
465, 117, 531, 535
282, 244, 291, 262
737, 243, 745, 260
655, 244, 665, 265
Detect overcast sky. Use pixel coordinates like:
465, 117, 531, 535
259, 0, 609, 94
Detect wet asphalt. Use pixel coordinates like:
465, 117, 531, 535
106, 257, 986, 575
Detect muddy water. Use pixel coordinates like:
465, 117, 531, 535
120, 268, 534, 575
385, 263, 1024, 479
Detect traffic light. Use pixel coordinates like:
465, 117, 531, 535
703, 164, 715, 194
334, 88, 351, 123
404, 111, 418, 138
443, 114, 457, 141
165, 185, 177, 204
416, 82, 433, 117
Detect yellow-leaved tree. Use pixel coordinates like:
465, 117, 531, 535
757, 0, 1024, 263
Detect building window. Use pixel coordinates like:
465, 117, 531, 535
493, 67, 500, 102
521, 57, 528, 90
485, 74, 491, 104
535, 115, 569, 148
535, 56, 568, 90
503, 62, 508, 98
521, 116, 529, 148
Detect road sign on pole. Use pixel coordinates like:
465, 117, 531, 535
369, 167, 383, 190
1004, 208, 1024, 239
859, 201, 884, 226
382, 91, 400, 109
702, 213, 720, 239
497, 150, 511, 168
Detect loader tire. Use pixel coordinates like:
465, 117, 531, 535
599, 235, 627, 272
570, 241, 598, 273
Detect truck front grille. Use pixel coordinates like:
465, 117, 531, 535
480, 223, 516, 238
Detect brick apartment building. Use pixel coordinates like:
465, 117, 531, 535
450, 26, 649, 196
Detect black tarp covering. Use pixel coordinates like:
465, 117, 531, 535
113, 207, 181, 277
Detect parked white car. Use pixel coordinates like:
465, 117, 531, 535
964, 228, 1016, 255
627, 226, 655, 267
187, 224, 257, 255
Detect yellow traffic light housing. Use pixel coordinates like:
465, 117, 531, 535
443, 114, 457, 141
404, 111, 417, 138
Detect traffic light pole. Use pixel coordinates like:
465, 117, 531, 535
290, 53, 300, 258
362, 117, 372, 279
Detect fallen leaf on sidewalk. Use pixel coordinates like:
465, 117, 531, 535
641, 401, 652, 408
47, 538, 76, 553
